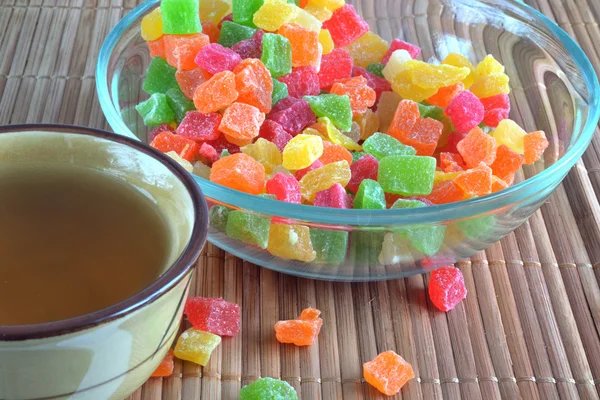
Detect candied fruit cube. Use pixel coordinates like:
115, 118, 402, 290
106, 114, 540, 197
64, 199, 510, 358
314, 183, 352, 208
266, 172, 301, 203
193, 70, 238, 113
141, 7, 163, 41
362, 132, 416, 160
176, 67, 212, 99
304, 94, 353, 132
282, 133, 324, 170
161, 0, 201, 34
428, 266, 467, 311
219, 102, 266, 144
234, 58, 273, 113
164, 33, 210, 70
330, 76, 376, 115
226, 209, 271, 248
322, 4, 369, 48
343, 31, 389, 68
445, 90, 484, 134
454, 163, 493, 196
354, 179, 386, 209
174, 328, 221, 366
274, 308, 323, 345
136, 93, 175, 126
317, 48, 354, 89
378, 155, 436, 196
232, 0, 263, 28
279, 23, 320, 68
195, 43, 242, 74
524, 130, 548, 164
242, 137, 282, 173
240, 377, 298, 400
218, 21, 257, 47
151, 349, 175, 378
268, 223, 316, 262
364, 351, 415, 396
457, 127, 497, 168
184, 297, 241, 336
300, 160, 351, 202
253, 0, 298, 32
143, 57, 179, 95
310, 228, 349, 264
210, 152, 266, 194
279, 66, 320, 98
176, 111, 222, 142
492, 119, 525, 154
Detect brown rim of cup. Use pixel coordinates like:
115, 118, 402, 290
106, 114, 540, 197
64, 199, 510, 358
0, 124, 208, 341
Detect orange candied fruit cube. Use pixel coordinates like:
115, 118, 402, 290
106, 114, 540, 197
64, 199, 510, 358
363, 351, 415, 396
150, 131, 199, 162
454, 163, 493, 196
456, 126, 497, 168
201, 20, 221, 43
219, 102, 266, 144
489, 144, 524, 183
148, 37, 166, 58
491, 175, 509, 192
151, 349, 175, 378
330, 76, 376, 115
274, 307, 323, 346
210, 152, 266, 195
319, 141, 353, 165
164, 33, 210, 70
387, 99, 420, 142
440, 152, 466, 172
524, 130, 549, 164
425, 180, 468, 204
193, 70, 238, 113
399, 117, 444, 156
234, 58, 273, 113
176, 67, 212, 99
426, 82, 464, 109
278, 23, 321, 68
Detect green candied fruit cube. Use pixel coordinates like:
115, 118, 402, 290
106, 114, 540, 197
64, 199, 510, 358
232, 0, 264, 28
418, 103, 445, 121
218, 21, 257, 48
272, 78, 289, 106
366, 63, 385, 78
226, 210, 271, 249
161, 0, 202, 34
304, 94, 352, 132
310, 228, 349, 264
391, 198, 445, 256
240, 377, 298, 400
349, 229, 385, 266
457, 214, 497, 239
362, 132, 416, 160
165, 87, 195, 123
354, 179, 386, 210
378, 155, 436, 196
143, 57, 179, 95
351, 151, 366, 163
261, 33, 292, 78
209, 205, 230, 232
135, 93, 175, 126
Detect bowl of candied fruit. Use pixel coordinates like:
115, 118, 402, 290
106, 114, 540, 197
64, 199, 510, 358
97, 0, 599, 281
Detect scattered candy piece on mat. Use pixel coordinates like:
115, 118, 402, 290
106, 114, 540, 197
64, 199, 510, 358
151, 349, 174, 378
428, 266, 467, 311
240, 377, 298, 400
363, 350, 415, 396
174, 328, 221, 366
184, 297, 241, 336
274, 307, 323, 346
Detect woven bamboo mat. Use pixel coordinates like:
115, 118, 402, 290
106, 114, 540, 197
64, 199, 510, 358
1, 0, 600, 399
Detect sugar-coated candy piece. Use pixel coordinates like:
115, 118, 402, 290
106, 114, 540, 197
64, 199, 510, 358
201, 20, 221, 43
300, 160, 351, 202
282, 133, 324, 170
427, 82, 464, 109
382, 49, 412, 82
165, 151, 194, 171
308, 0, 344, 11
177, 111, 222, 142
193, 70, 238, 113
319, 117, 362, 151
352, 66, 392, 102
161, 0, 201, 34
379, 232, 412, 265
268, 223, 317, 262
261, 33, 293, 77
210, 152, 266, 194
174, 328, 221, 366
322, 4, 369, 48
318, 48, 353, 89
454, 163, 492, 196
259, 120, 293, 152
320, 141, 353, 165
150, 123, 175, 142
209, 204, 230, 231
253, 0, 298, 31
428, 266, 467, 311
440, 152, 466, 172
347, 153, 378, 193
445, 90, 484, 133
268, 98, 316, 135
184, 297, 241, 336
442, 52, 476, 88
141, 7, 163, 41
366, 63, 385, 78
524, 130, 548, 164
425, 180, 467, 204
271, 78, 289, 106
206, 134, 241, 154
434, 170, 461, 185
279, 66, 320, 98
343, 31, 389, 68
164, 33, 210, 70
197, 142, 219, 165
387, 99, 419, 141
151, 131, 199, 162
201, 0, 230, 24
364, 351, 415, 396
378, 155, 436, 196
195, 43, 242, 74
279, 23, 320, 68
492, 175, 509, 192
274, 308, 323, 346
398, 117, 444, 157
240, 377, 298, 400
330, 76, 376, 115
382, 38, 421, 64
492, 119, 525, 154
470, 73, 510, 98
151, 349, 174, 378
310, 228, 349, 264
234, 58, 273, 113
242, 138, 282, 173
318, 29, 334, 54
441, 131, 468, 154
475, 54, 504, 77
304, 94, 352, 132
218, 13, 233, 29
269, 95, 300, 115
457, 127, 497, 168
480, 94, 510, 127
219, 102, 266, 144
266, 172, 301, 203
291, 7, 323, 31
218, 21, 257, 47
226, 209, 271, 248
232, 29, 264, 59
232, 0, 263, 28
354, 179, 386, 209
143, 57, 179, 95
176, 67, 211, 99
148, 37, 166, 58
489, 145, 524, 182
406, 60, 471, 90
376, 91, 402, 132
353, 109, 379, 141
136, 93, 175, 126
363, 132, 416, 160
417, 103, 444, 121
314, 183, 352, 208
165, 87, 195, 123
295, 159, 323, 180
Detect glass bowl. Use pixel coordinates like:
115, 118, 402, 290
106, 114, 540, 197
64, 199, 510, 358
97, 0, 599, 281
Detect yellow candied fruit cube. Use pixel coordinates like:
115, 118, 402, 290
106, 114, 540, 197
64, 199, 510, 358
382, 49, 412, 82
379, 232, 412, 265
253, 0, 299, 32
319, 117, 362, 151
267, 223, 317, 262
434, 170, 461, 185
200, 0, 231, 24
192, 161, 211, 179
299, 160, 351, 201
442, 52, 475, 88
375, 91, 401, 132
241, 138, 282, 174
404, 60, 471, 89
290, 7, 322, 32
165, 151, 193, 172
282, 133, 324, 170
353, 108, 379, 140
475, 54, 505, 79
318, 29, 335, 54
470, 73, 510, 98
343, 31, 389, 68
141, 7, 163, 41
390, 69, 438, 102
304, 3, 333, 22
307, 0, 345, 12
491, 119, 525, 154
174, 329, 221, 367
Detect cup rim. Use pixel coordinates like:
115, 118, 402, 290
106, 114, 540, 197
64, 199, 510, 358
0, 123, 208, 341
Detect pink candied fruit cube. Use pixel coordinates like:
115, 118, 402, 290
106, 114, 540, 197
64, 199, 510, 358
278, 67, 320, 98
322, 4, 370, 48
352, 66, 392, 101
318, 48, 354, 89
266, 173, 302, 203
195, 43, 242, 74
232, 30, 264, 60
382, 39, 421, 63
480, 94, 510, 127
176, 111, 222, 142
268, 96, 300, 116
259, 120, 293, 152
347, 154, 379, 194
445, 90, 484, 133
295, 160, 324, 181
314, 183, 353, 208
198, 142, 219, 165
184, 297, 241, 336
268, 98, 316, 135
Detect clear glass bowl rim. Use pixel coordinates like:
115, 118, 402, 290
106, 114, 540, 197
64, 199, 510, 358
97, 0, 600, 226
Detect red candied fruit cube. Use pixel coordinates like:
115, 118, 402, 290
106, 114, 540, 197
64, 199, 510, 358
347, 154, 378, 194
150, 123, 175, 142
184, 297, 241, 336
428, 266, 467, 311
480, 94, 510, 127
382, 38, 421, 63
278, 66, 320, 98
322, 4, 369, 48
445, 90, 484, 134
259, 120, 293, 152
318, 48, 354, 89
266, 172, 301, 203
195, 43, 242, 74
232, 29, 264, 60
314, 183, 353, 208
198, 142, 219, 165
176, 111, 222, 142
150, 131, 199, 162
206, 134, 240, 154
440, 152, 466, 172
352, 66, 392, 102
441, 131, 468, 154
269, 96, 300, 116
268, 98, 316, 135
295, 160, 323, 181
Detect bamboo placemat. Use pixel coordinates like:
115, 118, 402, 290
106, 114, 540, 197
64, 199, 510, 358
1, 0, 600, 399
